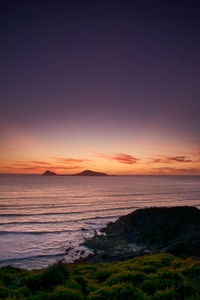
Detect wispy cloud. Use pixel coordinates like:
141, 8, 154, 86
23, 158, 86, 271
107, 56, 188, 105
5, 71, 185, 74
0, 158, 84, 174
96, 153, 140, 164
1, 164, 81, 171
31, 161, 52, 165
168, 156, 193, 162
152, 167, 200, 175
53, 157, 90, 164
149, 155, 193, 164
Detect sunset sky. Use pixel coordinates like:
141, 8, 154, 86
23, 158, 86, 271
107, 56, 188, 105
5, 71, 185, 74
0, 1, 200, 175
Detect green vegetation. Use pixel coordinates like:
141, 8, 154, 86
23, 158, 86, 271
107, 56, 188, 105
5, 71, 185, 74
1, 253, 200, 299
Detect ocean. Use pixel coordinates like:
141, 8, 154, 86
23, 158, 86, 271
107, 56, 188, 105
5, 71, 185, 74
0, 174, 199, 269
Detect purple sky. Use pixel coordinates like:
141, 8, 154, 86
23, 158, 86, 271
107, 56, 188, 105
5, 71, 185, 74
0, 1, 200, 174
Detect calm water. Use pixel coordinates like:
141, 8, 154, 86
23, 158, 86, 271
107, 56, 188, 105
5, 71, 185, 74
0, 175, 199, 269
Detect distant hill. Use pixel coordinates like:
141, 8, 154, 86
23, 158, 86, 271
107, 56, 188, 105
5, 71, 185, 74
74, 170, 108, 176
42, 170, 57, 176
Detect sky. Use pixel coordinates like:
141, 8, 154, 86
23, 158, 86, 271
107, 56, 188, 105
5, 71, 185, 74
0, 0, 200, 175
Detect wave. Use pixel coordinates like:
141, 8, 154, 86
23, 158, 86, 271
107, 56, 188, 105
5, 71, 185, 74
0, 252, 67, 264
0, 215, 120, 226
0, 202, 95, 209
0, 206, 139, 217
0, 229, 83, 235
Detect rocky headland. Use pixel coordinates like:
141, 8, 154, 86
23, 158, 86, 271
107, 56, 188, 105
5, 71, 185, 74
83, 206, 200, 262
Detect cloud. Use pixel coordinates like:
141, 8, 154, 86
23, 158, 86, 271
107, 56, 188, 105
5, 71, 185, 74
152, 167, 200, 175
0, 159, 83, 173
150, 155, 193, 164
167, 156, 193, 163
53, 157, 90, 164
97, 153, 139, 164
31, 161, 52, 165
1, 165, 81, 171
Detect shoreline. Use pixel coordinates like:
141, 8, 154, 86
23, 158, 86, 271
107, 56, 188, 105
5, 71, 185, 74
1, 206, 200, 298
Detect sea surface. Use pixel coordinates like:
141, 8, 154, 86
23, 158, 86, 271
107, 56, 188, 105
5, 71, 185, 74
0, 175, 199, 269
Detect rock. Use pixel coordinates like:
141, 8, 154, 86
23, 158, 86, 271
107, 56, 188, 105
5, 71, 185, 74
65, 247, 73, 253
81, 227, 87, 231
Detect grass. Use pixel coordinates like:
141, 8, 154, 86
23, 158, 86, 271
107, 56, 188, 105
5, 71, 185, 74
1, 253, 200, 299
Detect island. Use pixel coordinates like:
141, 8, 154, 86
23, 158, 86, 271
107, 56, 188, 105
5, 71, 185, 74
42, 170, 57, 176
42, 169, 108, 176
73, 170, 108, 176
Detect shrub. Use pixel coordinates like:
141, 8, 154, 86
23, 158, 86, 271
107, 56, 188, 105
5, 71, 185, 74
153, 287, 178, 300
107, 271, 147, 286
24, 273, 44, 292
24, 264, 69, 292
140, 265, 158, 274
95, 269, 114, 282
158, 269, 183, 286
182, 264, 200, 280
74, 275, 89, 295
161, 256, 173, 267
176, 280, 198, 298
65, 279, 82, 290
141, 278, 163, 295
26, 291, 50, 300
88, 282, 145, 300
42, 263, 69, 288
50, 286, 83, 300
0, 283, 10, 298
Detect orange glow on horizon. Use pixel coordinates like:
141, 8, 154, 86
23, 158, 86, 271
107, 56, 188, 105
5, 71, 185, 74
0, 152, 199, 175
0, 124, 199, 175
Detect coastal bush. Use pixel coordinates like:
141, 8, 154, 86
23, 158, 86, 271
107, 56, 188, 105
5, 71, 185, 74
95, 269, 115, 282
182, 264, 200, 280
153, 287, 178, 300
141, 277, 163, 295
161, 256, 173, 267
88, 282, 145, 300
1, 254, 200, 299
42, 263, 69, 288
25, 291, 50, 300
24, 263, 69, 292
74, 275, 89, 295
0, 283, 9, 298
50, 286, 84, 300
65, 278, 82, 290
106, 271, 147, 286
175, 280, 198, 298
23, 272, 44, 292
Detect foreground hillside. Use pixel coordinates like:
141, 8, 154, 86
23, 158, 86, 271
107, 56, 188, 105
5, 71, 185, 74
1, 253, 200, 299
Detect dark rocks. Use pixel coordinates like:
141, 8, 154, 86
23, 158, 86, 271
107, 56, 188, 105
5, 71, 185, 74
65, 247, 73, 253
83, 206, 200, 261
